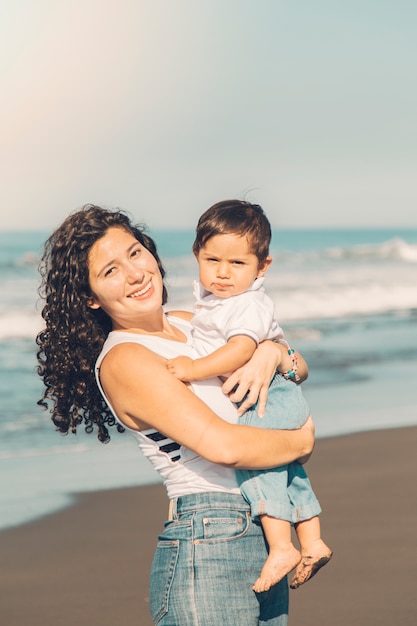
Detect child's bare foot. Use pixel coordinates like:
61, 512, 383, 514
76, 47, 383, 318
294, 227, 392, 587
290, 540, 333, 589
253, 545, 301, 593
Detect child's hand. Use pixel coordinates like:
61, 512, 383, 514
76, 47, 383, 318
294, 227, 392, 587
166, 356, 194, 381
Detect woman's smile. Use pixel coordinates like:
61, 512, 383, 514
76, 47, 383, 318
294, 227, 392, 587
128, 280, 154, 299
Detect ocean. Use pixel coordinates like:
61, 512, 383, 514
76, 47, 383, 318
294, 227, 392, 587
1, 227, 417, 532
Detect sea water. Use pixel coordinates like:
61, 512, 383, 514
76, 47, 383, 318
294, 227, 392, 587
1, 227, 417, 531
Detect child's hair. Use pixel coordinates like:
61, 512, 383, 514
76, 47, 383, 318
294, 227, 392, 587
192, 200, 271, 264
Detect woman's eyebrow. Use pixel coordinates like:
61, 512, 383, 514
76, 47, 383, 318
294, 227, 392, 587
97, 242, 140, 276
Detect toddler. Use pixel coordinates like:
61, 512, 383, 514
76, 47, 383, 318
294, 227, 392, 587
167, 200, 332, 592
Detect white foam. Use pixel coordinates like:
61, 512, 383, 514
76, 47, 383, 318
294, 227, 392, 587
0, 312, 42, 340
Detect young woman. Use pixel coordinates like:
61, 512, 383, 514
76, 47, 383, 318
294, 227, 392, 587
37, 204, 314, 626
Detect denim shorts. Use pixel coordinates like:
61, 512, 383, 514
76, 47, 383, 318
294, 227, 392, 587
236, 374, 320, 523
149, 492, 289, 625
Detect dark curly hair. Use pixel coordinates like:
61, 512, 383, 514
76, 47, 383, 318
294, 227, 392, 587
36, 204, 168, 443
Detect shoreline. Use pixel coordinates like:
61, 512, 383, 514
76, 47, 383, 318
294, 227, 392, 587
1, 426, 417, 626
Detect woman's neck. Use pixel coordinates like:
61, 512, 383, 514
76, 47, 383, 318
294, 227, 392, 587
112, 311, 187, 342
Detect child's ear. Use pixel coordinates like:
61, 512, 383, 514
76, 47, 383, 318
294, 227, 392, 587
257, 256, 272, 278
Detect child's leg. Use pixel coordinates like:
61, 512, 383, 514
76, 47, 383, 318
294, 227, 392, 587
290, 516, 333, 589
236, 465, 299, 592
285, 441, 333, 588
237, 377, 317, 592
253, 515, 301, 593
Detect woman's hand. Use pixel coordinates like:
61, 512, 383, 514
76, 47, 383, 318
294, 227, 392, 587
222, 341, 280, 417
222, 340, 309, 417
296, 415, 315, 463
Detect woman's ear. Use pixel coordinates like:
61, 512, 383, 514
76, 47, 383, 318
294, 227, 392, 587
257, 256, 272, 278
87, 297, 101, 310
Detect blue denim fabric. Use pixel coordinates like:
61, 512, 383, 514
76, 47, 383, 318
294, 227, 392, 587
149, 492, 289, 625
244, 373, 311, 430
236, 374, 321, 523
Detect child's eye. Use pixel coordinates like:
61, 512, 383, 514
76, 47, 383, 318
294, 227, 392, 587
104, 266, 116, 277
131, 247, 142, 258
232, 260, 245, 266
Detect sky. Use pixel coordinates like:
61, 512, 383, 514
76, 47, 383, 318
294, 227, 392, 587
1, 0, 416, 231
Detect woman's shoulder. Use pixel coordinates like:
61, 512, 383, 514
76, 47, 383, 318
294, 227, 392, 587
96, 331, 150, 369
97, 317, 195, 368
166, 309, 193, 322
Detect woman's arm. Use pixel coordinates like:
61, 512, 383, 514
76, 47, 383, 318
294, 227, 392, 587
99, 342, 314, 469
222, 340, 308, 417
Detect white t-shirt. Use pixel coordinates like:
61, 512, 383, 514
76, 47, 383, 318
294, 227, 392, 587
191, 277, 284, 357
95, 315, 241, 499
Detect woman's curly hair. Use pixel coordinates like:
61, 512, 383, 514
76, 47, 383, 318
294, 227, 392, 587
36, 204, 168, 443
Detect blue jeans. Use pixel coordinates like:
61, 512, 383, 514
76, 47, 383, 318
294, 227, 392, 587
149, 492, 289, 625
237, 374, 321, 523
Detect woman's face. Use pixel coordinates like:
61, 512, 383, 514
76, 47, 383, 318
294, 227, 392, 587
87, 227, 164, 330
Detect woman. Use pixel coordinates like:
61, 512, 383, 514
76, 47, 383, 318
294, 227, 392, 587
37, 204, 314, 625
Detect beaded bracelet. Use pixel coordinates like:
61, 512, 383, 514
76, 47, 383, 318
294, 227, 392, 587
275, 340, 301, 382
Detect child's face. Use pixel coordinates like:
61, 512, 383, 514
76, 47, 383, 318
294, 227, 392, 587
195, 233, 271, 298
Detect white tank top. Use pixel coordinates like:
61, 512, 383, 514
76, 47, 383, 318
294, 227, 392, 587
95, 314, 240, 499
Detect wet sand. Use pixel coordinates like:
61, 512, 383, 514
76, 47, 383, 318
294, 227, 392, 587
1, 426, 416, 626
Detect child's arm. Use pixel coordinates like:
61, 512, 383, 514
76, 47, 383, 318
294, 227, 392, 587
166, 335, 257, 382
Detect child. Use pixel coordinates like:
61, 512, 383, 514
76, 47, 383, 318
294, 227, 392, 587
167, 200, 332, 592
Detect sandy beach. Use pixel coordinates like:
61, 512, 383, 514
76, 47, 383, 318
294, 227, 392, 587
1, 426, 416, 626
